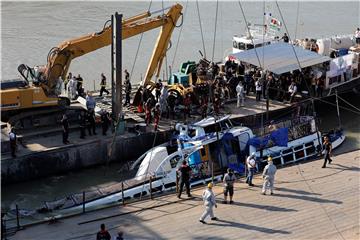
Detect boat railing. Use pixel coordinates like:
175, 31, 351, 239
252, 117, 316, 143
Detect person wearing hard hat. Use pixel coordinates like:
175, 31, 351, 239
199, 182, 218, 224
246, 152, 257, 186
262, 156, 277, 195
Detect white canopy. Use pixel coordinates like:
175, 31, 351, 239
230, 42, 331, 75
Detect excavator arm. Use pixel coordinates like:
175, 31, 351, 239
42, 3, 183, 95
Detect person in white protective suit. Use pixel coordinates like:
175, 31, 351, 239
236, 81, 245, 107
68, 76, 77, 100
199, 182, 218, 224
262, 156, 277, 195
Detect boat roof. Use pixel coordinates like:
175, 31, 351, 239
192, 115, 230, 128
230, 42, 331, 75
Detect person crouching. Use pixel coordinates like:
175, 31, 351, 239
199, 182, 218, 224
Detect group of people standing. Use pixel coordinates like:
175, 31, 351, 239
61, 91, 112, 144
64, 72, 85, 100
175, 156, 278, 224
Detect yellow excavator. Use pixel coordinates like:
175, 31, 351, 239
0, 4, 183, 128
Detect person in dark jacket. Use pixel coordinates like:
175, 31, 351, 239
99, 73, 110, 97
61, 114, 70, 144
281, 33, 289, 43
101, 110, 111, 136
322, 136, 333, 168
79, 111, 87, 139
177, 160, 192, 198
9, 128, 17, 157
96, 223, 111, 240
124, 78, 132, 106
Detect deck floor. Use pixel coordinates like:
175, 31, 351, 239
9, 150, 360, 240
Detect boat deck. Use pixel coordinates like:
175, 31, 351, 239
9, 150, 360, 240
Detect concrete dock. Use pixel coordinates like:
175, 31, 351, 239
8, 150, 360, 240
1, 95, 293, 183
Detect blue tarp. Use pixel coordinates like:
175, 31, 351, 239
270, 128, 289, 147
248, 135, 270, 148
248, 128, 288, 148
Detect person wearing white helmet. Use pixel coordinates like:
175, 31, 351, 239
246, 152, 257, 186
199, 182, 218, 224
262, 156, 277, 195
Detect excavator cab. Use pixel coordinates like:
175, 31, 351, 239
167, 58, 211, 104
17, 63, 52, 88
168, 61, 196, 87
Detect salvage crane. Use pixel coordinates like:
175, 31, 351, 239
1, 4, 183, 128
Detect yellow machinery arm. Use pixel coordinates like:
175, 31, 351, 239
44, 3, 183, 94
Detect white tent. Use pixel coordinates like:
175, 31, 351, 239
230, 42, 331, 75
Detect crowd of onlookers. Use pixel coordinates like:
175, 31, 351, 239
139, 56, 326, 127
59, 56, 326, 134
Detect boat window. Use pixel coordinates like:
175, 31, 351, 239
246, 44, 254, 49
188, 129, 196, 138
230, 139, 241, 155
203, 124, 219, 134
220, 121, 229, 130
238, 42, 246, 50
255, 43, 263, 48
169, 155, 181, 168
200, 148, 206, 157
238, 132, 250, 151
233, 41, 238, 48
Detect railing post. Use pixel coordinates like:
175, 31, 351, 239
82, 191, 86, 213
149, 177, 153, 200
15, 204, 20, 230
121, 182, 125, 206
176, 171, 179, 193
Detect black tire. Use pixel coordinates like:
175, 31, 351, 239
168, 90, 183, 104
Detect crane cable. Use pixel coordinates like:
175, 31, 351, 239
130, 0, 153, 80
294, 0, 300, 40
261, 0, 266, 134
171, 0, 189, 68
139, 0, 166, 200
237, 0, 263, 69
275, 0, 312, 96
211, 0, 219, 62
105, 1, 153, 176
162, 0, 169, 81
337, 94, 360, 113
196, 0, 207, 59
262, 0, 266, 69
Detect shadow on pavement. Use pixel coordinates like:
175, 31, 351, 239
327, 163, 360, 172
209, 219, 291, 234
275, 187, 322, 196
192, 236, 228, 240
231, 202, 298, 212
273, 193, 342, 204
